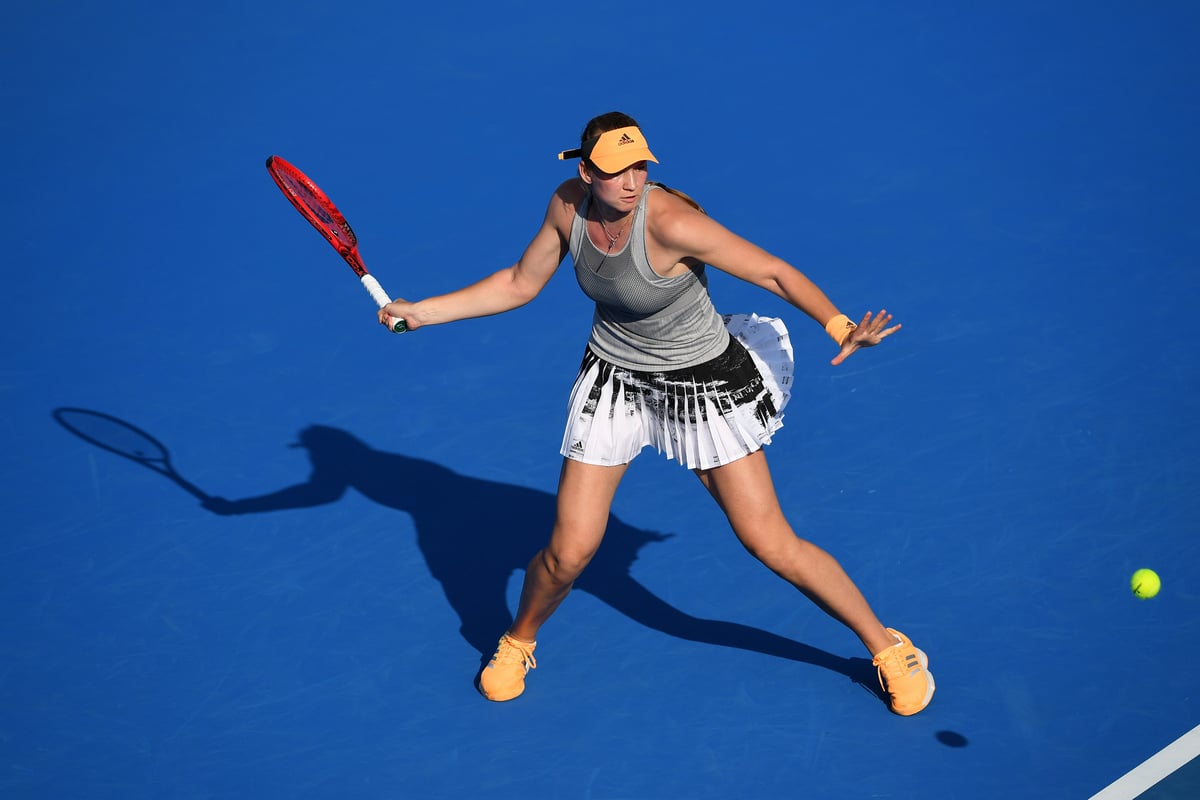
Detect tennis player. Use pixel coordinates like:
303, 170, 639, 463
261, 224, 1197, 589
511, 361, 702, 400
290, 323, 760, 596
380, 112, 934, 715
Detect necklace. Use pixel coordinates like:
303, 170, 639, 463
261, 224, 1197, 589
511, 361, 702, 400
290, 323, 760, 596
596, 207, 632, 251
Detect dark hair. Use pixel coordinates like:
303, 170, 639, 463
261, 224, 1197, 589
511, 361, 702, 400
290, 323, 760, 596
580, 111, 640, 144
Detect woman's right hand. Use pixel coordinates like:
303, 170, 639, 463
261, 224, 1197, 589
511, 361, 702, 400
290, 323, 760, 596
379, 300, 415, 331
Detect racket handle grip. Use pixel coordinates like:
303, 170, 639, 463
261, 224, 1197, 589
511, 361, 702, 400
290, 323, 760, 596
361, 274, 407, 334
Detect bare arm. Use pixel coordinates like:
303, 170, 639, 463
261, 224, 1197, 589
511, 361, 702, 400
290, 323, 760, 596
379, 181, 579, 331
647, 193, 839, 321
647, 192, 900, 364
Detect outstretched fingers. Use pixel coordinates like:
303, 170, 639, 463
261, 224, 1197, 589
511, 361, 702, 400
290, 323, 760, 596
830, 309, 902, 366
855, 309, 901, 344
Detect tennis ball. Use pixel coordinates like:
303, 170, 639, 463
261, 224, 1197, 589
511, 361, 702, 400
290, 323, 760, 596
1131, 568, 1161, 599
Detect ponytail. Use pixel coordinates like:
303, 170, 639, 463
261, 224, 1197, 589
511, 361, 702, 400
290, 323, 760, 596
649, 181, 706, 215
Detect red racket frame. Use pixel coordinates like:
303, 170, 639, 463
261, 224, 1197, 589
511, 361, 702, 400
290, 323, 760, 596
265, 155, 369, 277
265, 155, 406, 332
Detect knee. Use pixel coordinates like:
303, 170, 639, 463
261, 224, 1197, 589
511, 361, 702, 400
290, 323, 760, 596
539, 543, 595, 584
739, 528, 811, 572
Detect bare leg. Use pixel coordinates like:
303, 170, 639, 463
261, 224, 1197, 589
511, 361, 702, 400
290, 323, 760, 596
694, 449, 895, 657
507, 458, 628, 642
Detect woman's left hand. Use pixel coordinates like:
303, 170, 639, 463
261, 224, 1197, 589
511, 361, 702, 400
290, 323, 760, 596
831, 310, 901, 366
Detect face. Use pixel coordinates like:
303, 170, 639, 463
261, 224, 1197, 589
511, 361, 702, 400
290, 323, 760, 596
580, 160, 649, 213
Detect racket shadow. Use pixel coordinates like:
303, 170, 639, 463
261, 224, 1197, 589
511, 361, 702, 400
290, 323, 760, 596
52, 407, 210, 502
201, 424, 878, 691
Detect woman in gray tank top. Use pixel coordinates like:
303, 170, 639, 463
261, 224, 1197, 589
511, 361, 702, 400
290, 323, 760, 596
379, 112, 934, 717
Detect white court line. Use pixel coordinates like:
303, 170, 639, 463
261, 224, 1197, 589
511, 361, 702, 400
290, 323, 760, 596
1089, 723, 1200, 800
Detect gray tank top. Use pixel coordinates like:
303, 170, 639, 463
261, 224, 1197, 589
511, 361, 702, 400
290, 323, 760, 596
570, 184, 729, 370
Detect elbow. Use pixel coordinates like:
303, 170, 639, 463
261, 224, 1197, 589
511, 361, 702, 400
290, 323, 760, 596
511, 285, 538, 307
761, 273, 789, 298
507, 274, 543, 308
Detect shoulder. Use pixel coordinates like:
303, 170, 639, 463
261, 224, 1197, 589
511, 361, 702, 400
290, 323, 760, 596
644, 182, 722, 248
550, 178, 586, 214
543, 178, 586, 231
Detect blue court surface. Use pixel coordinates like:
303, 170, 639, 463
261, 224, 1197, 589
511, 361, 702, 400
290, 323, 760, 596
4, 3, 1198, 798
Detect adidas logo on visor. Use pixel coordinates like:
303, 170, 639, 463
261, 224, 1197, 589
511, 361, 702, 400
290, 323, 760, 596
618, 133, 635, 146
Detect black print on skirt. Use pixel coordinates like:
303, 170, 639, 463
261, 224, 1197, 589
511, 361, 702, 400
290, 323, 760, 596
575, 336, 778, 432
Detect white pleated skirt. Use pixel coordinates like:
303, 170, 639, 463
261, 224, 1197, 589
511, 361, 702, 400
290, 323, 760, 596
560, 313, 794, 470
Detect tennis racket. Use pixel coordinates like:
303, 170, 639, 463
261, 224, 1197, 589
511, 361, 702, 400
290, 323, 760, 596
53, 407, 210, 502
265, 155, 407, 333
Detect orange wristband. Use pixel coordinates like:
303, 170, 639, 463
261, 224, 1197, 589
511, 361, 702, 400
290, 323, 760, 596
824, 314, 857, 346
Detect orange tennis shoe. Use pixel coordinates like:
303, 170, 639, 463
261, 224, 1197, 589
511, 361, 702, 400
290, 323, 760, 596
872, 628, 935, 715
478, 633, 537, 702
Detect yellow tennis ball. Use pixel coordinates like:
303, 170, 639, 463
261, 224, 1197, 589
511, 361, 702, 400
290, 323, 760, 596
1131, 568, 1161, 599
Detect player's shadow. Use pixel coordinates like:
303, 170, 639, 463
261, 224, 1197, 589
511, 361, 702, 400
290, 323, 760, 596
203, 424, 879, 692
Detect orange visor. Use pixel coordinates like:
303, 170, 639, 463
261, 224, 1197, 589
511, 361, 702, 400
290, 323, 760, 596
557, 126, 658, 173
